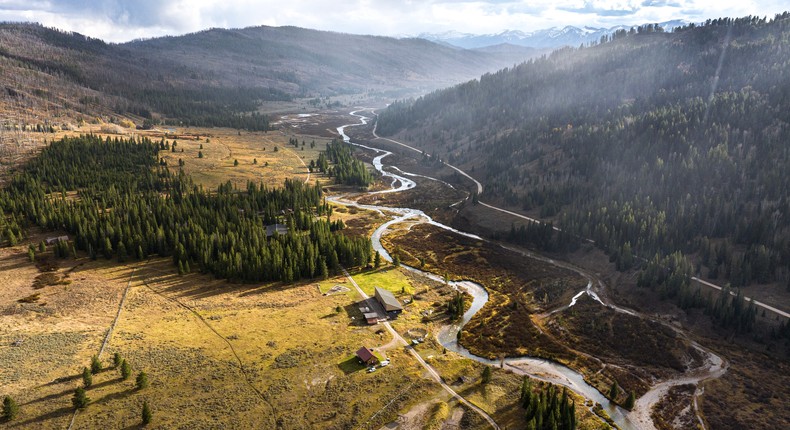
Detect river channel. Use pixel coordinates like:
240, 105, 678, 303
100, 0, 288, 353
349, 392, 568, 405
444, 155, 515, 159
332, 109, 643, 429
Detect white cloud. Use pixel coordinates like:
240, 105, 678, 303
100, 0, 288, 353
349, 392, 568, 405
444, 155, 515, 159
0, 0, 786, 42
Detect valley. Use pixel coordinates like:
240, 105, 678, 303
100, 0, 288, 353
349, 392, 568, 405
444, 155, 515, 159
1, 10, 790, 430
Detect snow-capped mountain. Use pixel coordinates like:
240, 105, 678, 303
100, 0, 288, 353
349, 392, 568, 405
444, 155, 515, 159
417, 20, 688, 49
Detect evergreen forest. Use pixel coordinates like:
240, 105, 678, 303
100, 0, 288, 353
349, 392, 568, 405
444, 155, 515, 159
0, 135, 371, 282
378, 14, 790, 291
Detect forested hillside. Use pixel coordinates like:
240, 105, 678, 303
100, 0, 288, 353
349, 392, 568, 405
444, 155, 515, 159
378, 14, 790, 289
0, 23, 534, 130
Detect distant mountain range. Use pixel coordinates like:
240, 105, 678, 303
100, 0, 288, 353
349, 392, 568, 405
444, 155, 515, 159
0, 23, 540, 128
417, 20, 689, 49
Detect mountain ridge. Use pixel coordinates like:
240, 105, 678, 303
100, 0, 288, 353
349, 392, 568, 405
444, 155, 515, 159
0, 22, 537, 129
417, 20, 689, 49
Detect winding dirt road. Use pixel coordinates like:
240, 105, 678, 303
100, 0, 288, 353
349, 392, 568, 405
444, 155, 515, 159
341, 269, 500, 430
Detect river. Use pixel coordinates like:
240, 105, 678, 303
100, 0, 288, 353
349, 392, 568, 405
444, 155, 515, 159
331, 109, 695, 430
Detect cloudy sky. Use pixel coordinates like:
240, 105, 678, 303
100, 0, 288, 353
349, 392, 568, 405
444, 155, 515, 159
0, 0, 787, 42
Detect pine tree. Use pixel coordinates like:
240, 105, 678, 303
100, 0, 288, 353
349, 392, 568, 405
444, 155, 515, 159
624, 391, 636, 410
117, 242, 127, 262
72, 387, 90, 409
136, 371, 149, 390
91, 355, 102, 374
2, 396, 19, 421
82, 367, 93, 388
198, 151, 204, 158
113, 352, 123, 368
28, 247, 35, 262
481, 366, 492, 384
374, 251, 381, 268
319, 259, 329, 279
392, 253, 400, 267
234, 159, 239, 166
608, 381, 619, 402
141, 400, 152, 425
120, 359, 132, 380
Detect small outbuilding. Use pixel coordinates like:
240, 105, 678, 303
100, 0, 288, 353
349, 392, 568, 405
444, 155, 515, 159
374, 287, 403, 313
363, 312, 379, 325
356, 347, 379, 365
265, 224, 288, 237
45, 235, 69, 245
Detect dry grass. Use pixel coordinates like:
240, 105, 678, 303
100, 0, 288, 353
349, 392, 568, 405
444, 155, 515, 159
651, 384, 698, 430
154, 128, 329, 190
542, 294, 703, 398
0, 244, 440, 429
381, 222, 586, 360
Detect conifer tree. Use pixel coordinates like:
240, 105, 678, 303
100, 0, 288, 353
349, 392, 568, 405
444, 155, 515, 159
136, 371, 149, 390
624, 391, 636, 410
72, 388, 90, 409
120, 360, 131, 380
481, 366, 492, 384
2, 396, 19, 421
374, 251, 381, 268
141, 400, 152, 425
609, 381, 619, 402
82, 367, 92, 388
91, 355, 102, 374
113, 352, 123, 368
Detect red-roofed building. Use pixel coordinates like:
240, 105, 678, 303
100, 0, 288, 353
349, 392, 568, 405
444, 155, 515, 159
356, 347, 379, 365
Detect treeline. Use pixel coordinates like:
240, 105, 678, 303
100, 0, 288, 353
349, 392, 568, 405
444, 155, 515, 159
317, 140, 373, 187
637, 253, 758, 333
519, 378, 576, 430
377, 13, 790, 290
507, 221, 581, 254
115, 87, 286, 130
0, 135, 371, 282
0, 23, 288, 130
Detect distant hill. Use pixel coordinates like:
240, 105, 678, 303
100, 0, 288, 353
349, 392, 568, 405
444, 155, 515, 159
379, 15, 790, 293
418, 20, 688, 49
0, 23, 536, 129
124, 26, 535, 96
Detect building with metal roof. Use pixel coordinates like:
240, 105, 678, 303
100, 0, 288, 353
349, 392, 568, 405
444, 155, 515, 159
374, 287, 403, 313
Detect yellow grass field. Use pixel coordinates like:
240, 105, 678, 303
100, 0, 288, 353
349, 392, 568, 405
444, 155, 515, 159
0, 245, 440, 429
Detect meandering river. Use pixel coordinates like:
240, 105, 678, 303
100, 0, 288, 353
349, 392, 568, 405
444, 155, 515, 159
330, 109, 725, 430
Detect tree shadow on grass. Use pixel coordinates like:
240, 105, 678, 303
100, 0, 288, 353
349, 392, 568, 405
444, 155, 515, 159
22, 386, 75, 406
88, 376, 126, 391
39, 372, 82, 387
337, 356, 366, 375
10, 405, 73, 428
89, 388, 136, 407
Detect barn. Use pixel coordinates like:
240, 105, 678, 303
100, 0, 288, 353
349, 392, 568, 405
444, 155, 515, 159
374, 287, 403, 314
